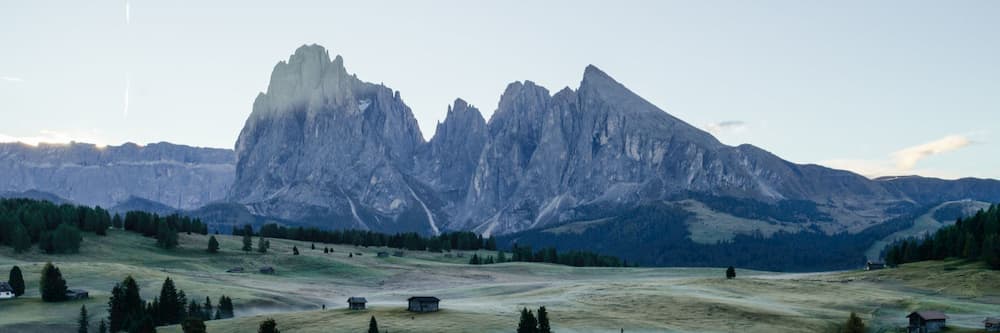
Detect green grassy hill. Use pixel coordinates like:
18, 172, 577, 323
2, 230, 998, 332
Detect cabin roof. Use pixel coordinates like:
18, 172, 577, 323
408, 296, 440, 302
348, 297, 367, 303
908, 311, 948, 321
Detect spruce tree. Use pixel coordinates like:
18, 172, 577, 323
208, 236, 220, 253
112, 214, 123, 229
726, 266, 736, 279
11, 221, 31, 253
517, 308, 538, 333
293, 246, 299, 255
258, 318, 280, 333
157, 221, 179, 249
242, 232, 253, 252
78, 304, 89, 333
311, 243, 315, 250
368, 316, 379, 333
158, 277, 182, 325
8, 265, 25, 297
537, 306, 551, 333
844, 312, 865, 333
257, 237, 268, 253
97, 320, 107, 333
203, 296, 214, 320
182, 318, 206, 333
39, 262, 68, 302
188, 300, 201, 321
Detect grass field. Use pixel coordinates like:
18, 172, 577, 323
1, 230, 998, 332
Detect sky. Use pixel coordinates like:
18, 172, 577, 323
1, 1, 998, 179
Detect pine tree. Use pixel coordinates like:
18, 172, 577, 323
11, 221, 31, 253
182, 318, 206, 333
311, 243, 315, 250
726, 266, 736, 279
517, 308, 538, 333
844, 312, 865, 333
39, 262, 68, 302
157, 221, 179, 249
257, 236, 268, 253
293, 246, 299, 255
258, 318, 280, 333
78, 304, 89, 333
218, 295, 235, 319
187, 300, 201, 321
112, 214, 123, 229
368, 316, 379, 333
158, 277, 182, 325
208, 236, 220, 253
97, 320, 107, 333
537, 306, 551, 333
242, 232, 253, 252
324, 247, 329, 254
203, 296, 214, 321
497, 251, 507, 263
8, 265, 25, 297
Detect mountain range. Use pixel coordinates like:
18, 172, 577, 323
4, 44, 1000, 269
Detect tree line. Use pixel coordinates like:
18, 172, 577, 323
107, 275, 234, 333
122, 211, 208, 250
235, 223, 497, 252
883, 203, 1000, 269
468, 245, 628, 267
0, 198, 112, 254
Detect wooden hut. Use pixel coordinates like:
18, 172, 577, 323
907, 311, 947, 333
347, 297, 367, 310
407, 296, 440, 313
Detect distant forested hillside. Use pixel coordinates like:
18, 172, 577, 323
883, 204, 1000, 269
499, 203, 922, 272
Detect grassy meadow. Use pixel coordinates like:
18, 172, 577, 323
1, 230, 998, 332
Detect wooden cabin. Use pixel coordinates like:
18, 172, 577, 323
0, 282, 14, 299
407, 296, 440, 313
347, 297, 367, 310
985, 317, 1000, 332
907, 311, 947, 333
259, 266, 275, 274
65, 289, 89, 300
866, 261, 886, 271
226, 267, 244, 273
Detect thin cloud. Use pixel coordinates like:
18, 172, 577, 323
821, 134, 975, 179
705, 120, 747, 135
0, 130, 107, 147
1, 76, 23, 82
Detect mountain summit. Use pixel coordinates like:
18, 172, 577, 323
227, 44, 1000, 237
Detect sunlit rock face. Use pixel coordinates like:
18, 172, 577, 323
0, 141, 234, 210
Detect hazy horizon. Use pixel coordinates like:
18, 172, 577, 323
2, 1, 998, 180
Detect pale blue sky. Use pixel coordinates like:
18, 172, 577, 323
1, 1, 997, 179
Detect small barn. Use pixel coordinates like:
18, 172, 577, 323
259, 266, 275, 274
985, 317, 1000, 332
377, 252, 389, 258
907, 311, 947, 333
347, 297, 367, 310
866, 261, 886, 271
226, 267, 244, 273
0, 282, 14, 299
407, 296, 440, 313
65, 289, 89, 300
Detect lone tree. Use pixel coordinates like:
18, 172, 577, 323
242, 231, 253, 252
537, 306, 551, 333
8, 265, 25, 297
40, 262, 68, 302
257, 236, 269, 253
726, 266, 736, 279
207, 236, 220, 253
258, 318, 280, 333
368, 316, 379, 333
517, 308, 538, 333
844, 312, 866, 333
292, 246, 299, 255
181, 318, 206, 333
78, 305, 90, 333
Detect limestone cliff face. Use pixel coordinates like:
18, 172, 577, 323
0, 142, 233, 209
229, 44, 433, 232
229, 44, 1000, 236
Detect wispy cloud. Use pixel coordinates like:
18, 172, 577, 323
705, 120, 747, 135
821, 134, 976, 179
0, 130, 107, 147
1, 76, 23, 82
